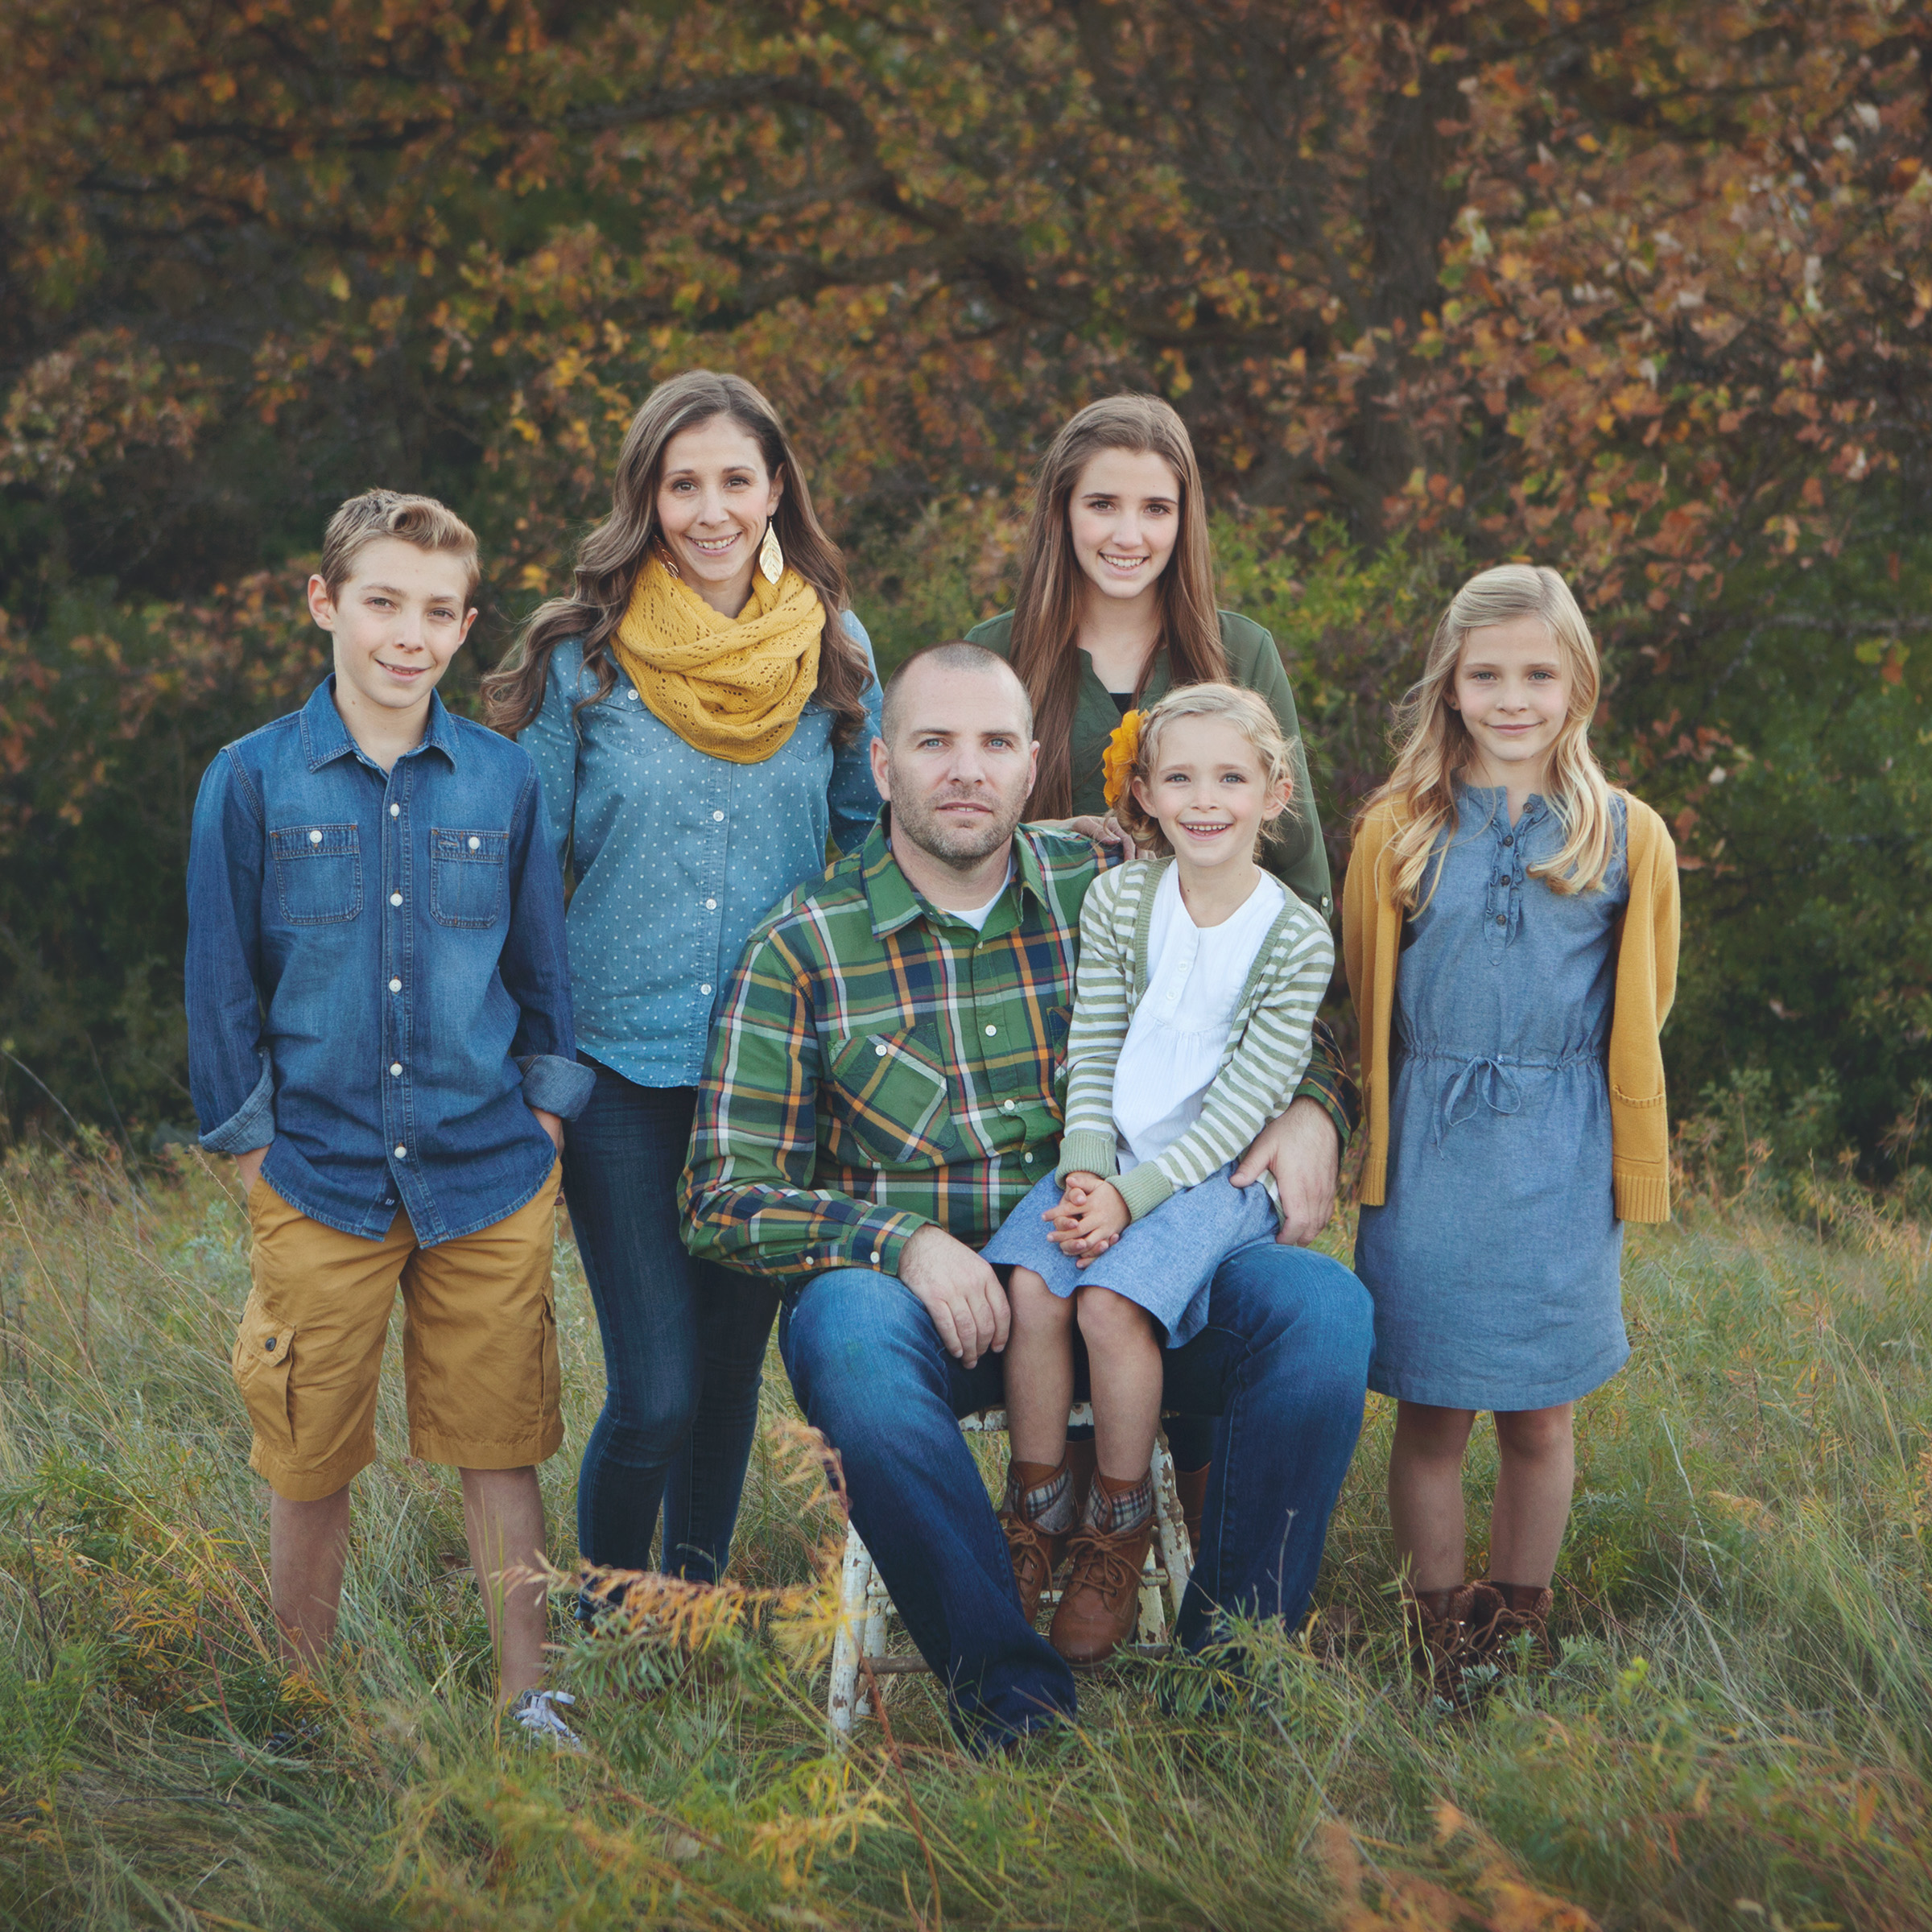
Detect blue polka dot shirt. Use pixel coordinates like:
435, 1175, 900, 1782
519, 615, 883, 1089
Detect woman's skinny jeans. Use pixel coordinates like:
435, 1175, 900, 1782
564, 1061, 781, 1583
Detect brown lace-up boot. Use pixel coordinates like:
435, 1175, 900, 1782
1066, 1438, 1098, 1518
1473, 1580, 1559, 1673
998, 1458, 1073, 1624
1402, 1580, 1502, 1703
1050, 1470, 1155, 1666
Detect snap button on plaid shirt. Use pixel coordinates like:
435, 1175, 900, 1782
680, 813, 1357, 1280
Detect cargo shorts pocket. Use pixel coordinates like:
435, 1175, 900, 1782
233, 1305, 298, 1454
539, 1284, 559, 1417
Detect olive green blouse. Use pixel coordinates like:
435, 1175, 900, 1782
965, 609, 1333, 919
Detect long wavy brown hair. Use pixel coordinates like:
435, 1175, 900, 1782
1362, 564, 1618, 909
1006, 394, 1228, 819
483, 371, 869, 743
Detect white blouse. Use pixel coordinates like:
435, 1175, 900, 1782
1112, 864, 1286, 1173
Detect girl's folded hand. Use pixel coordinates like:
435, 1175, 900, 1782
1055, 1179, 1129, 1261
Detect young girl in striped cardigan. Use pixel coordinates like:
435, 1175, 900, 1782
984, 683, 1335, 1665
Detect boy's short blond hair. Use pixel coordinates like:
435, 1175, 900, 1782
1113, 682, 1297, 855
320, 489, 481, 604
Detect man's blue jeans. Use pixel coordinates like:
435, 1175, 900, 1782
778, 1241, 1373, 1744
565, 1063, 781, 1583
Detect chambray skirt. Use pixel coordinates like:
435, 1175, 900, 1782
983, 1162, 1279, 1348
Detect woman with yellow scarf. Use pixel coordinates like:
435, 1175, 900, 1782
486, 372, 881, 1600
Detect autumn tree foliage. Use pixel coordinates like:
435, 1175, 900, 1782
1, 0, 1927, 1158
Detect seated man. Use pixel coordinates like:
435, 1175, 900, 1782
681, 642, 1372, 1746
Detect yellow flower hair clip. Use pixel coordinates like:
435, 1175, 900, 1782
1101, 709, 1141, 815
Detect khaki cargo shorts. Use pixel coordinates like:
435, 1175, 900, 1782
232, 1162, 565, 1501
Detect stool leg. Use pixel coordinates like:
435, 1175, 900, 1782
855, 1570, 892, 1718
828, 1524, 871, 1739
1136, 1433, 1179, 1645
1150, 1430, 1191, 1622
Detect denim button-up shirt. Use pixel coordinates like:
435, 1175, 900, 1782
186, 679, 595, 1244
520, 617, 882, 1088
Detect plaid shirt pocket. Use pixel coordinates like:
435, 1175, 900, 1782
824, 1026, 964, 1168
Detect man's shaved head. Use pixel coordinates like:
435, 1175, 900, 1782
879, 642, 1035, 746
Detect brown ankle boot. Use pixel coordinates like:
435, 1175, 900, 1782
1174, 1463, 1209, 1558
1402, 1580, 1501, 1702
1476, 1580, 1559, 1672
1066, 1438, 1098, 1521
998, 1458, 1071, 1624
1050, 1475, 1154, 1666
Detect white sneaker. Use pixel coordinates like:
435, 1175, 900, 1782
507, 1687, 585, 1752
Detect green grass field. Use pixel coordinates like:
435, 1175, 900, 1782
2, 1144, 1929, 1930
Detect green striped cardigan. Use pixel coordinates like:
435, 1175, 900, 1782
1055, 857, 1336, 1221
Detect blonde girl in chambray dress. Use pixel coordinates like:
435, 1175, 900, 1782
1343, 564, 1678, 1696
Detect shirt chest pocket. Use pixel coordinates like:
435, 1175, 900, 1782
826, 1026, 962, 1169
268, 824, 361, 924
431, 828, 509, 929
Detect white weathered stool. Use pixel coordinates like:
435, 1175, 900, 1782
826, 1402, 1194, 1736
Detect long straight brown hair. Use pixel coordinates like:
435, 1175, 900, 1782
1006, 394, 1228, 819
483, 370, 870, 743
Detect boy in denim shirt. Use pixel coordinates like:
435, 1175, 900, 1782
187, 490, 594, 1748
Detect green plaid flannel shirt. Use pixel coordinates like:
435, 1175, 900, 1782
680, 814, 1359, 1281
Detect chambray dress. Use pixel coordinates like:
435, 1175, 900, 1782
1353, 786, 1631, 1410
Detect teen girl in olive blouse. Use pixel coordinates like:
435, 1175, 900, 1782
968, 393, 1356, 1519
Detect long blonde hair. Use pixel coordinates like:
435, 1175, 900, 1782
1112, 683, 1294, 858
1365, 564, 1617, 907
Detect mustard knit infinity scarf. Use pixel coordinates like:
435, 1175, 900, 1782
613, 552, 825, 764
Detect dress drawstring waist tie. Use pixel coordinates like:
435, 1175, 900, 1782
1404, 1046, 1603, 1150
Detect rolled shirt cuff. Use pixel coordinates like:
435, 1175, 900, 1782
1053, 1129, 1121, 1188
1111, 1161, 1175, 1224
518, 1053, 597, 1120
837, 1207, 926, 1277
1295, 1075, 1353, 1153
199, 1059, 276, 1155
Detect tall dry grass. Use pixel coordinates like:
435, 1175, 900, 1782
2, 1137, 1929, 1929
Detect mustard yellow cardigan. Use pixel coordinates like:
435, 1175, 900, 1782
1342, 791, 1681, 1224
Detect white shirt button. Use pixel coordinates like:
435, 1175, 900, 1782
389, 977, 402, 993
389, 803, 399, 818
394, 1145, 407, 1159
874, 1042, 888, 1057
468, 836, 481, 852
1001, 1100, 1016, 1113
390, 1063, 402, 1077
626, 689, 638, 700
985, 1024, 997, 1036
705, 898, 717, 910
700, 983, 712, 996
1023, 1151, 1034, 1164
390, 892, 402, 906
308, 828, 322, 845
712, 810, 725, 822
870, 1250, 881, 1265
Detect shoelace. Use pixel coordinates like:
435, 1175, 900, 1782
1063, 1528, 1141, 1605
1003, 1516, 1054, 1583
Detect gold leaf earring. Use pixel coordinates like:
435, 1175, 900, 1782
655, 536, 681, 580
758, 521, 784, 584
